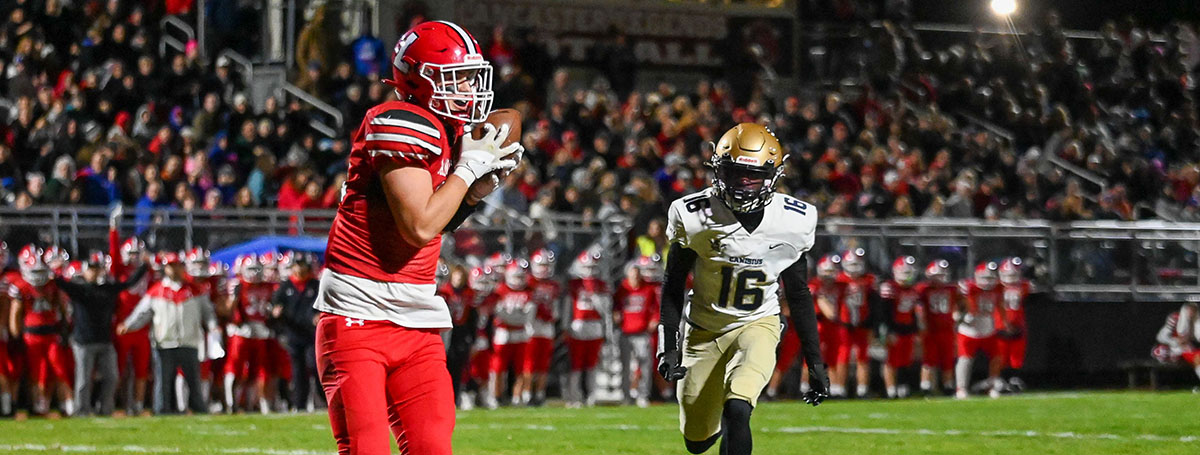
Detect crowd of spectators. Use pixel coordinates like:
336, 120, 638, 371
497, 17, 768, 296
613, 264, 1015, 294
2, 1, 1199, 242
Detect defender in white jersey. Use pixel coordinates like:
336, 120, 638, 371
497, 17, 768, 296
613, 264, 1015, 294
657, 123, 829, 455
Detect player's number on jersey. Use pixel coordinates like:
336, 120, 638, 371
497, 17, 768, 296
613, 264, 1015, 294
929, 293, 951, 314
1004, 290, 1021, 311
717, 266, 766, 311
783, 197, 807, 215
684, 194, 710, 213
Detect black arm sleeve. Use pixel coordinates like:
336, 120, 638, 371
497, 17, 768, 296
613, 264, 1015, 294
113, 265, 148, 292
659, 243, 697, 353
868, 289, 885, 332
780, 256, 824, 369
443, 200, 479, 233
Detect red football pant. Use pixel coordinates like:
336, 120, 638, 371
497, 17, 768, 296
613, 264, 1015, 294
922, 330, 956, 370
470, 348, 491, 383
886, 334, 915, 368
957, 334, 999, 358
115, 331, 151, 380
775, 326, 802, 373
567, 338, 604, 371
1182, 350, 1200, 365
23, 334, 72, 388
489, 342, 529, 374
525, 337, 553, 374
837, 327, 871, 365
225, 336, 270, 381
316, 314, 454, 455
997, 336, 1026, 369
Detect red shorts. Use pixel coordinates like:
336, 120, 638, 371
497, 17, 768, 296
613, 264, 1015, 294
225, 336, 270, 381
957, 333, 999, 358
316, 313, 454, 455
1183, 350, 1200, 365
818, 320, 841, 367
115, 330, 152, 380
886, 334, 916, 368
775, 325, 802, 373
525, 337, 553, 374
470, 348, 492, 383
997, 336, 1026, 369
567, 338, 604, 371
489, 342, 529, 374
836, 327, 871, 365
23, 333, 72, 388
269, 339, 293, 381
922, 330, 956, 370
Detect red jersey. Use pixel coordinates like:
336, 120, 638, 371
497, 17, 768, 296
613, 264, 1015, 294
614, 279, 659, 334
109, 229, 152, 326
915, 281, 958, 333
808, 277, 845, 323
189, 275, 225, 307
837, 272, 876, 327
485, 283, 536, 330
958, 279, 1002, 338
879, 280, 921, 333
437, 283, 476, 326
567, 278, 610, 341
230, 280, 275, 339
325, 101, 460, 285
529, 278, 562, 339
1000, 280, 1031, 331
7, 277, 62, 329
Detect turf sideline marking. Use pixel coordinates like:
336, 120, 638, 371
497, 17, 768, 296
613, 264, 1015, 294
766, 426, 1199, 443
0, 444, 330, 454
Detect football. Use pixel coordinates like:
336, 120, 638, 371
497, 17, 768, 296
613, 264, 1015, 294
472, 108, 523, 157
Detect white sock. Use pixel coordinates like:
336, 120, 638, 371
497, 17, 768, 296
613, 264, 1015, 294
259, 397, 270, 414
0, 392, 10, 414
886, 386, 897, 398
584, 370, 598, 405
223, 374, 236, 409
34, 397, 49, 414
990, 376, 1004, 391
175, 375, 187, 412
567, 371, 582, 404
829, 384, 846, 397
856, 384, 868, 397
799, 382, 811, 394
520, 391, 531, 404
955, 358, 972, 392
920, 380, 932, 391
63, 398, 76, 416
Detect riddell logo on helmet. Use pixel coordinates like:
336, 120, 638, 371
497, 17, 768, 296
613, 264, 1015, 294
735, 156, 760, 165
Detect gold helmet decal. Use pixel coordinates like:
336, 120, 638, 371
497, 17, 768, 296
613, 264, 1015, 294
709, 123, 787, 213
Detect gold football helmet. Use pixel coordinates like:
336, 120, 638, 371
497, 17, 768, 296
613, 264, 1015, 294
708, 123, 786, 212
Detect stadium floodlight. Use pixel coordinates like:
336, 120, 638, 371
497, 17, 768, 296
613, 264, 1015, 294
991, 0, 1017, 16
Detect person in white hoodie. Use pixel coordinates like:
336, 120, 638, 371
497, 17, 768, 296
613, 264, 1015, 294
117, 251, 218, 414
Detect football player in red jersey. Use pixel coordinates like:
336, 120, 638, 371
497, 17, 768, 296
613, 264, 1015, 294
955, 261, 1006, 399
880, 256, 922, 398
915, 259, 959, 395
108, 214, 153, 415
257, 252, 293, 413
526, 249, 560, 406
0, 242, 15, 415
9, 246, 75, 416
768, 254, 843, 399
997, 257, 1031, 392
565, 250, 611, 408
613, 256, 660, 407
482, 260, 535, 409
437, 264, 477, 410
222, 255, 276, 413
185, 247, 223, 412
461, 264, 497, 411
314, 20, 520, 454
835, 248, 878, 398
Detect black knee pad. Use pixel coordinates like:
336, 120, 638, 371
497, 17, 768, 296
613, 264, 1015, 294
685, 431, 722, 454
722, 399, 753, 425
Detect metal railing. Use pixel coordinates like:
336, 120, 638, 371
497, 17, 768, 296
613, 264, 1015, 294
275, 83, 345, 137
159, 15, 196, 57
2, 207, 1198, 302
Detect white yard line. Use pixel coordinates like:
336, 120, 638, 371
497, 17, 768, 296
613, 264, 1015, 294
0, 445, 331, 454
766, 426, 1199, 443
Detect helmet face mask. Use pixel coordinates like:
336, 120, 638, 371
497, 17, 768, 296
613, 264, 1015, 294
421, 61, 493, 123
975, 262, 999, 290
892, 256, 917, 286
530, 249, 555, 280
999, 257, 1022, 285
842, 248, 867, 277
926, 260, 951, 284
709, 123, 786, 213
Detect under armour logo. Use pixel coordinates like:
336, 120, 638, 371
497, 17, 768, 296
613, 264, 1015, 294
345, 318, 365, 327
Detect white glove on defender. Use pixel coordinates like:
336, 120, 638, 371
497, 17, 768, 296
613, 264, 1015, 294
454, 123, 522, 185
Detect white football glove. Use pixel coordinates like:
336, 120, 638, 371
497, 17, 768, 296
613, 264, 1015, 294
454, 123, 522, 186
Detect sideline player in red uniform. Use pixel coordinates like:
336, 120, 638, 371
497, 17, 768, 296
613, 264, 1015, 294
836, 248, 878, 398
916, 259, 958, 395
0, 242, 16, 415
483, 260, 535, 409
997, 257, 1031, 392
437, 264, 477, 410
880, 256, 921, 398
956, 261, 1006, 399
314, 20, 519, 454
9, 246, 75, 416
769, 254, 843, 399
526, 249, 561, 406
613, 256, 660, 407
108, 222, 153, 415
223, 255, 276, 413
564, 250, 611, 408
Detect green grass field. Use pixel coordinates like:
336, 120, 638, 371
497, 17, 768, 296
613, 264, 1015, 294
0, 391, 1197, 454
